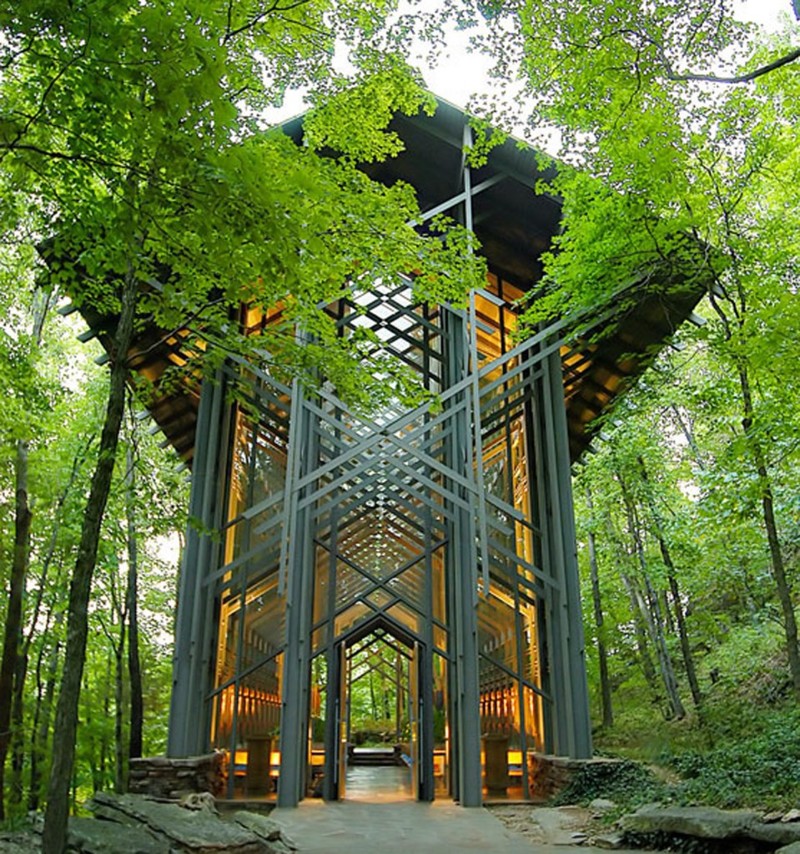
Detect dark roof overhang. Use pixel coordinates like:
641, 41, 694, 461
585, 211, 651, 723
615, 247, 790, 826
60, 96, 705, 464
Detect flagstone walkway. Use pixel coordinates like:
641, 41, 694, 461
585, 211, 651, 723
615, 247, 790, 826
274, 799, 565, 853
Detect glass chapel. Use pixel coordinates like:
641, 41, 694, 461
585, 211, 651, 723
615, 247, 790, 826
154, 99, 701, 807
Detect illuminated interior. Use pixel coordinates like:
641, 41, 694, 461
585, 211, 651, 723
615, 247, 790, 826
205, 268, 548, 801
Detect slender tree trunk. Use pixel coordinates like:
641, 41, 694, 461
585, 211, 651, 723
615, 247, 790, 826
662, 591, 675, 634
585, 487, 613, 728
126, 445, 143, 761
9, 650, 28, 808
709, 285, 800, 699
0, 439, 32, 820
637, 457, 702, 708
620, 571, 661, 699
369, 668, 377, 720
29, 605, 62, 812
42, 270, 138, 853
28, 639, 49, 812
619, 476, 686, 719
608, 514, 660, 698
6, 283, 56, 812
99, 652, 111, 794
670, 405, 705, 470
667, 574, 702, 707
737, 364, 800, 698
114, 626, 126, 793
640, 568, 686, 720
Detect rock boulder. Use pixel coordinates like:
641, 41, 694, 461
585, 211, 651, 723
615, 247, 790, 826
622, 804, 800, 849
88, 792, 295, 853
67, 816, 167, 854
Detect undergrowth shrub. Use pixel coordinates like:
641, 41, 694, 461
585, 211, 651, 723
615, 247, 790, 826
667, 706, 800, 809
552, 759, 665, 808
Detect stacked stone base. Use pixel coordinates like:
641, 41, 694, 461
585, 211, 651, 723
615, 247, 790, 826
527, 753, 624, 800
128, 753, 225, 799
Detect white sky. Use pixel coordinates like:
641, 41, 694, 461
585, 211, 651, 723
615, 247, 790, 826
269, 0, 795, 125
427, 0, 794, 110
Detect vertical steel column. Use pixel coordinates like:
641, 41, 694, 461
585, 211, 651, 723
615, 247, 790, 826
537, 350, 574, 756
449, 118, 483, 806
278, 391, 317, 806
420, 499, 435, 801
527, 352, 560, 755
168, 373, 226, 756
225, 420, 259, 797
323, 497, 341, 801
544, 348, 592, 758
444, 305, 482, 807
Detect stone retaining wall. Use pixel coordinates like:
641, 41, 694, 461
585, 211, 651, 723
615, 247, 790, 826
528, 753, 624, 799
128, 753, 225, 799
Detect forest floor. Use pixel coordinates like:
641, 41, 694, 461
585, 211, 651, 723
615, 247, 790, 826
0, 829, 38, 853
488, 803, 624, 848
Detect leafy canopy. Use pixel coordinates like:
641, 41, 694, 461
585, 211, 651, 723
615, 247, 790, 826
0, 0, 486, 410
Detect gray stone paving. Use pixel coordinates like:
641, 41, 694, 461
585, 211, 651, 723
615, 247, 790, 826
274, 799, 546, 853
273, 766, 655, 853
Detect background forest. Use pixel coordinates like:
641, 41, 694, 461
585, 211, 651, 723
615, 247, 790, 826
1, 0, 800, 845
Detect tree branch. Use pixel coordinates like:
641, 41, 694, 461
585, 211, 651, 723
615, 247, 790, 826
667, 47, 800, 84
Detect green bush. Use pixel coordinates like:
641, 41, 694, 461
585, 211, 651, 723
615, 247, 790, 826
552, 760, 666, 808
667, 706, 800, 809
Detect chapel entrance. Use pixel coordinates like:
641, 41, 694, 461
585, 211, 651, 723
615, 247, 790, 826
308, 616, 444, 802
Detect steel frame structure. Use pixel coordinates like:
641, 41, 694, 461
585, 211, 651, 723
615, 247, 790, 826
165, 102, 658, 808
168, 303, 591, 807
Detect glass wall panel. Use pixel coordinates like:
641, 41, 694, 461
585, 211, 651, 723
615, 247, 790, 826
477, 579, 520, 676
523, 684, 544, 797
308, 654, 327, 797
211, 652, 283, 799
222, 392, 289, 570
479, 657, 519, 740
519, 594, 541, 690
433, 652, 450, 796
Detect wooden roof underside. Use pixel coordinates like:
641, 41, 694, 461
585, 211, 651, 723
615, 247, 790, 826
73, 98, 703, 465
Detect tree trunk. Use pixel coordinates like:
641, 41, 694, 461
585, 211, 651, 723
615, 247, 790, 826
42, 270, 138, 853
0, 439, 32, 820
9, 650, 28, 808
369, 667, 377, 720
637, 457, 702, 708
620, 571, 661, 700
28, 638, 52, 811
585, 487, 613, 728
709, 285, 800, 699
670, 405, 705, 470
607, 511, 661, 699
619, 476, 686, 720
667, 574, 702, 707
737, 364, 800, 699
126, 445, 143, 761
662, 591, 675, 634
640, 569, 687, 720
6, 283, 57, 812
114, 626, 126, 793
29, 602, 62, 812
99, 652, 111, 794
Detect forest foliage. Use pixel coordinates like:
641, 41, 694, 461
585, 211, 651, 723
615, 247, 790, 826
0, 0, 799, 843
